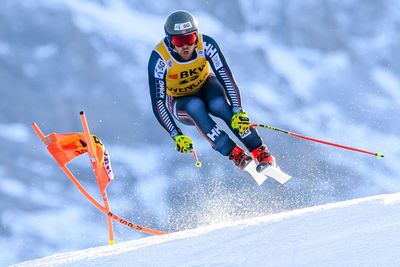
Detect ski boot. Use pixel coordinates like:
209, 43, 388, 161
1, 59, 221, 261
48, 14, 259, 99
251, 145, 276, 172
228, 145, 253, 170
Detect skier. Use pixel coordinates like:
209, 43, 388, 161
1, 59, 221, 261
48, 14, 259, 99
148, 10, 276, 171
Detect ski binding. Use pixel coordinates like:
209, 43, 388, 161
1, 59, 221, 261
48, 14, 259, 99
244, 160, 291, 185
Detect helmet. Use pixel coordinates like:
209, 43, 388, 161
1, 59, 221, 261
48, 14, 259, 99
164, 10, 198, 40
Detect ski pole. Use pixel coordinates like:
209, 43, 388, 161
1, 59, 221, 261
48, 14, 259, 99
251, 123, 384, 158
192, 148, 202, 167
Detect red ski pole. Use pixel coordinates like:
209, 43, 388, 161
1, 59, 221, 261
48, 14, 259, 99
251, 123, 384, 158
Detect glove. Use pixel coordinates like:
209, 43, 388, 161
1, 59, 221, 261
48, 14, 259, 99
173, 135, 193, 153
231, 110, 251, 135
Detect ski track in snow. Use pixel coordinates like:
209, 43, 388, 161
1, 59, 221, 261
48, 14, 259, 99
12, 193, 400, 267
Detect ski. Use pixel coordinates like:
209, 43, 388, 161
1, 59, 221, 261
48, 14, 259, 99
244, 160, 291, 185
244, 160, 268, 185
257, 163, 291, 184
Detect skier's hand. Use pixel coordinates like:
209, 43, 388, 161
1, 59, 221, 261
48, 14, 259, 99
173, 135, 193, 153
231, 110, 251, 135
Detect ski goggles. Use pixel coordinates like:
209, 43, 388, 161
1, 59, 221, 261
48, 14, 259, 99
171, 32, 197, 47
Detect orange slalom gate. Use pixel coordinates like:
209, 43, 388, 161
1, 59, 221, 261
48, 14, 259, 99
32, 112, 168, 242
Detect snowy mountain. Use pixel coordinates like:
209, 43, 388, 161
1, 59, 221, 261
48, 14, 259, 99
1, 0, 400, 266
12, 193, 400, 267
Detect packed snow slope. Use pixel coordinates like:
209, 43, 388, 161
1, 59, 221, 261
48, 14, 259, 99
13, 193, 400, 267
1, 1, 400, 265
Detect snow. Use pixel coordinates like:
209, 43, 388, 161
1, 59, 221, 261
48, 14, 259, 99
12, 193, 400, 267
267, 45, 318, 100
0, 123, 31, 143
2, 1, 400, 265
372, 68, 400, 105
33, 44, 59, 60
0, 41, 10, 55
62, 0, 222, 46
135, 174, 170, 219
0, 177, 27, 197
108, 145, 164, 177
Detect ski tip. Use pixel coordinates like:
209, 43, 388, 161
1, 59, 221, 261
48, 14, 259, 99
376, 153, 384, 158
80, 111, 84, 115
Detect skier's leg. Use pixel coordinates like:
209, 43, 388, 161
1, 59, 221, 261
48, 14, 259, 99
200, 76, 263, 152
172, 95, 236, 156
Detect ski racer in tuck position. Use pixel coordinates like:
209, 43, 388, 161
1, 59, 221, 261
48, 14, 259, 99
148, 10, 275, 172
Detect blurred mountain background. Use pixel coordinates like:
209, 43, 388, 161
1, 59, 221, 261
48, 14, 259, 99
1, 0, 399, 265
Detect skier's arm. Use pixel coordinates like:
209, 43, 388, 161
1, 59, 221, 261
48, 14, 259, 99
148, 51, 182, 138
202, 34, 242, 113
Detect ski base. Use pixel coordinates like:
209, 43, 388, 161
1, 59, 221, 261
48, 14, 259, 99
244, 160, 291, 185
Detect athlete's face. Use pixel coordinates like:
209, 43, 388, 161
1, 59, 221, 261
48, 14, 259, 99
171, 33, 197, 60
174, 43, 196, 60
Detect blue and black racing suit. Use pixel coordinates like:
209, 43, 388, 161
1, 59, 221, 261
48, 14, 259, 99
148, 33, 263, 156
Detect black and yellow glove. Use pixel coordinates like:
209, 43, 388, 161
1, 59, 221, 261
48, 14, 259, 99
231, 110, 251, 135
173, 135, 193, 153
